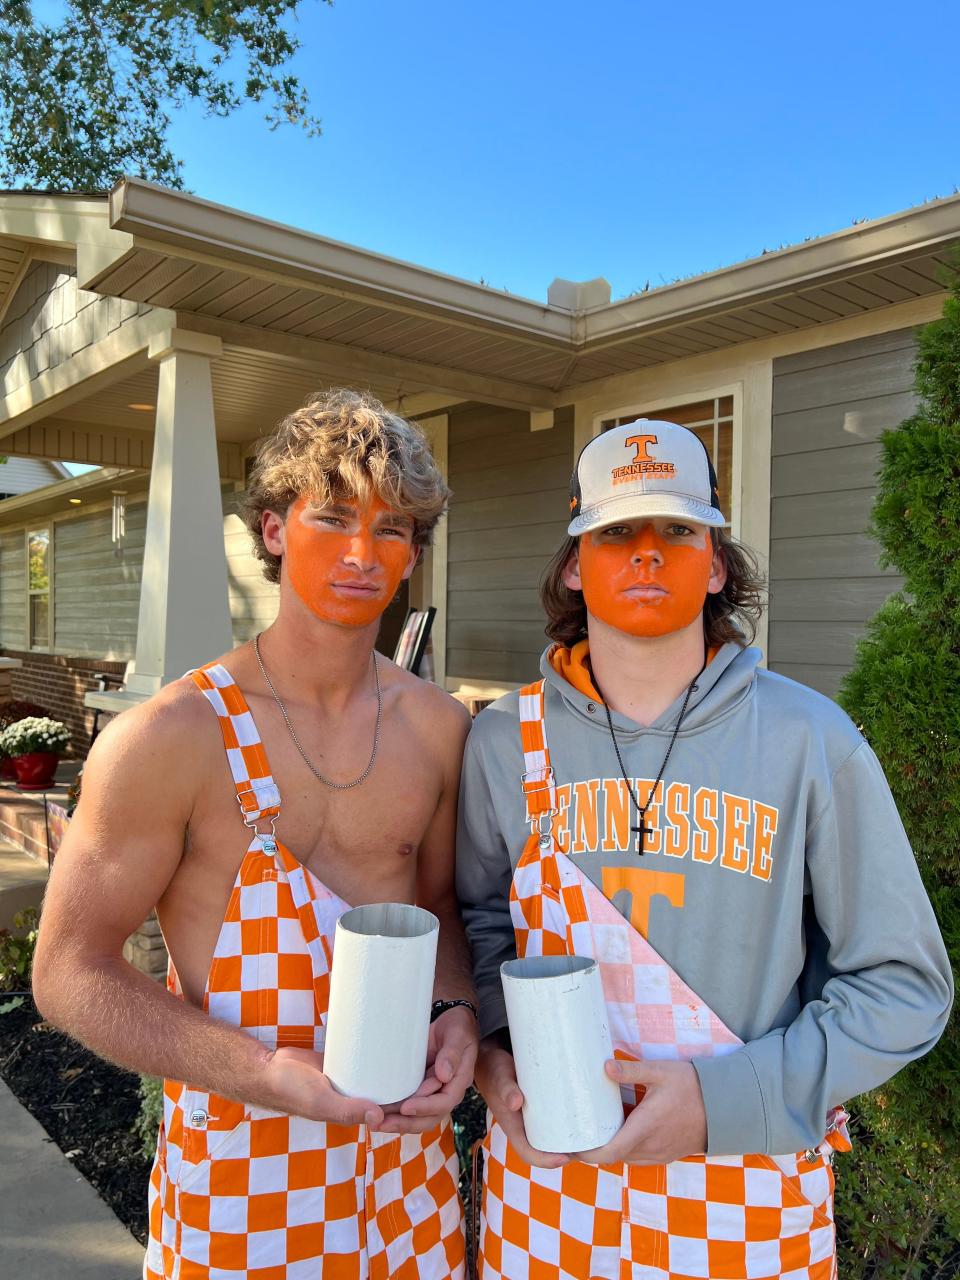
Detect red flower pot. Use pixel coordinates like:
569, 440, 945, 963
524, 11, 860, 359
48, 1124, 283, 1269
0, 756, 17, 781
13, 751, 60, 791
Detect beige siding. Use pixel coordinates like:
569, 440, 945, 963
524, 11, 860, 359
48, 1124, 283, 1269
224, 492, 279, 644
53, 501, 146, 660
446, 404, 573, 685
0, 528, 26, 648
2, 492, 275, 662
0, 259, 147, 402
768, 329, 916, 698
0, 455, 66, 496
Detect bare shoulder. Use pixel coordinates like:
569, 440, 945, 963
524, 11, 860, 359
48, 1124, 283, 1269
80, 671, 223, 812
381, 659, 471, 749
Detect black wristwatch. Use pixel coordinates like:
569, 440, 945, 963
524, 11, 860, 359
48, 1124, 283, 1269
430, 998, 479, 1023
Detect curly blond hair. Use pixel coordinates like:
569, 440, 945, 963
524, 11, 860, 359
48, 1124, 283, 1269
244, 389, 450, 583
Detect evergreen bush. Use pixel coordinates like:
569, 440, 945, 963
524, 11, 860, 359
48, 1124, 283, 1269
835, 263, 960, 1278
136, 1075, 164, 1159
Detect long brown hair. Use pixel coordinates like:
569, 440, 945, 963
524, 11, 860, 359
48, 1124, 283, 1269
540, 528, 766, 648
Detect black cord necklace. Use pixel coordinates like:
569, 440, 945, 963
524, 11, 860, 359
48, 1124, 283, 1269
594, 654, 705, 856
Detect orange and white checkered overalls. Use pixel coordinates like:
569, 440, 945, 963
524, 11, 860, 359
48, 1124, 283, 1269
145, 663, 465, 1280
476, 679, 850, 1280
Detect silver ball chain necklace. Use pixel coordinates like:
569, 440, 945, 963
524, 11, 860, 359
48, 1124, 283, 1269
253, 632, 383, 790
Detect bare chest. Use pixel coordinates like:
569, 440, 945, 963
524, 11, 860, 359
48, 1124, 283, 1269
159, 705, 442, 1004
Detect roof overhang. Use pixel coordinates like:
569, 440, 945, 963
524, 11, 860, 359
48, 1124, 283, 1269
0, 181, 958, 399
0, 465, 146, 526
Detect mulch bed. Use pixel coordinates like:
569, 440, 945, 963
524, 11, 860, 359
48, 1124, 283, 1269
0, 991, 489, 1252
0, 995, 150, 1243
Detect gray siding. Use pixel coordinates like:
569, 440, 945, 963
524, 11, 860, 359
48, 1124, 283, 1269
768, 329, 917, 699
0, 528, 26, 648
446, 404, 573, 684
1, 492, 277, 662
53, 501, 147, 660
224, 491, 279, 644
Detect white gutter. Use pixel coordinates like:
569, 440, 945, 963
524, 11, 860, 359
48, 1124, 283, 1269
107, 178, 573, 345
582, 195, 960, 346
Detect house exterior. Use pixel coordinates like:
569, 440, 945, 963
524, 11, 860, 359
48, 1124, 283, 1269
0, 454, 71, 498
0, 180, 956, 741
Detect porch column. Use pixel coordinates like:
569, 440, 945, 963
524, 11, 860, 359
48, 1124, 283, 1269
125, 328, 231, 697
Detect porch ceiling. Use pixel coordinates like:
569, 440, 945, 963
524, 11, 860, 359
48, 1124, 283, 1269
0, 236, 32, 325
39, 345, 411, 444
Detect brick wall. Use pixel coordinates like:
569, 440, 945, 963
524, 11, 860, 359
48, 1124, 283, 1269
0, 649, 127, 755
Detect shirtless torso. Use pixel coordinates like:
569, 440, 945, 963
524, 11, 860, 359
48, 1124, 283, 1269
157, 642, 462, 1007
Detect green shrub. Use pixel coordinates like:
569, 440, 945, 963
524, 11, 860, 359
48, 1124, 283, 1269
835, 260, 960, 1278
136, 1075, 164, 1159
0, 906, 39, 992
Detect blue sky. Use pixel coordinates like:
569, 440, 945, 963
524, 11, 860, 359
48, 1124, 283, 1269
160, 0, 960, 303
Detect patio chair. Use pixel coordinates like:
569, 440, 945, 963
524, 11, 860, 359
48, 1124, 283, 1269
88, 670, 126, 748
391, 606, 436, 677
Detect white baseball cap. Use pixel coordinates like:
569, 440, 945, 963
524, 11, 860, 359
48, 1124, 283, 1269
567, 419, 725, 537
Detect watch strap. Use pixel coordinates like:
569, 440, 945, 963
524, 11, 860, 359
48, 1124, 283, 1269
430, 998, 479, 1023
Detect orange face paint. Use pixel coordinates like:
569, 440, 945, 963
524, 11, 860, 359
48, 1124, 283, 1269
578, 521, 714, 637
284, 495, 414, 627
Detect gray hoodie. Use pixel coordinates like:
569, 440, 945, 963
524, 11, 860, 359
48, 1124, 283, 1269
456, 641, 953, 1156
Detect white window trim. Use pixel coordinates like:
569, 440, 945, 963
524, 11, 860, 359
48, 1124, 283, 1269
592, 382, 744, 538
25, 523, 53, 652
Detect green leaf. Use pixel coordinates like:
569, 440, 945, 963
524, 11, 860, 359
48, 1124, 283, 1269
0, 1, 324, 188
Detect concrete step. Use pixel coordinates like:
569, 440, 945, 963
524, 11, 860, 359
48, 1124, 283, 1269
0, 841, 47, 931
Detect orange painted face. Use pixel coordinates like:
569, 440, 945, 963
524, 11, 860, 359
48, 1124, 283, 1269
284, 494, 415, 627
577, 519, 715, 637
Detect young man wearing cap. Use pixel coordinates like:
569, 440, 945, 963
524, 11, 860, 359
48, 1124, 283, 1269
456, 419, 951, 1280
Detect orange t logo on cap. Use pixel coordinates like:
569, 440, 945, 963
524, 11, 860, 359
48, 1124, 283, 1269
625, 434, 658, 463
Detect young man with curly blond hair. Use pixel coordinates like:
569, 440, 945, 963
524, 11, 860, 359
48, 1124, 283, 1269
34, 389, 477, 1279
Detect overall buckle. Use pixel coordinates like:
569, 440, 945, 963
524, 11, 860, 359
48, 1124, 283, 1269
521, 768, 558, 846
235, 781, 281, 852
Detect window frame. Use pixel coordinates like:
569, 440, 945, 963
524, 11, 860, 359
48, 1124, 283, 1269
25, 523, 53, 652
593, 383, 743, 536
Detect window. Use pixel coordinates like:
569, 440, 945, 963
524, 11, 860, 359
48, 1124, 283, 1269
601, 395, 735, 528
27, 527, 51, 649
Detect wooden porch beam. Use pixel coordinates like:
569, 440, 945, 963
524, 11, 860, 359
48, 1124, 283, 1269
179, 315, 558, 413
0, 414, 244, 480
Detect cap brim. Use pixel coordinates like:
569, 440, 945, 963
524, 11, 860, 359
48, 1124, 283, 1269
568, 491, 726, 536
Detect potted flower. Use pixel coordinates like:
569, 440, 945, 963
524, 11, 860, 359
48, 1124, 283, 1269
0, 700, 52, 781
1, 716, 70, 791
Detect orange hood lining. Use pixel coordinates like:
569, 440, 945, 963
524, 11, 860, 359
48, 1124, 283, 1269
549, 638, 719, 702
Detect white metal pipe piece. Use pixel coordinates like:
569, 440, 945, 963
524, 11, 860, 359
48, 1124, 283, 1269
324, 903, 438, 1105
501, 954, 624, 1152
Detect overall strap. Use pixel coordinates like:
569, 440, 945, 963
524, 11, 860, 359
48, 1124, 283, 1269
190, 664, 282, 851
518, 680, 558, 846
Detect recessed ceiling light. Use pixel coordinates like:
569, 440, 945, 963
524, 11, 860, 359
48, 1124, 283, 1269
68, 498, 82, 505
128, 402, 155, 411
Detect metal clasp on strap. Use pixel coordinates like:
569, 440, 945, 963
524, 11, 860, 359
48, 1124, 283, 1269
521, 767, 558, 847
235, 781, 281, 852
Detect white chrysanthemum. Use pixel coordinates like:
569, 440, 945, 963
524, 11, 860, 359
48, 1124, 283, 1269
1, 715, 70, 756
